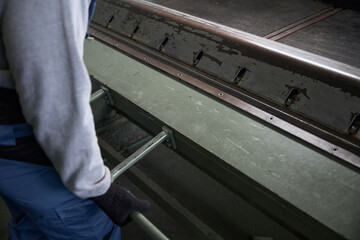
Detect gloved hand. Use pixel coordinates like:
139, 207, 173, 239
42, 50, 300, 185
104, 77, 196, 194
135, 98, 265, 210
91, 182, 150, 226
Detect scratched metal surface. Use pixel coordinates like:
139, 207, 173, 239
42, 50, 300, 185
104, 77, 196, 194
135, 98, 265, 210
279, 9, 360, 68
150, 0, 360, 68
147, 0, 331, 36
92, 0, 360, 155
84, 39, 360, 240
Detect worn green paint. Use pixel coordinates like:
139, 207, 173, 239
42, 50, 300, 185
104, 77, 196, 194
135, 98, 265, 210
84, 40, 360, 239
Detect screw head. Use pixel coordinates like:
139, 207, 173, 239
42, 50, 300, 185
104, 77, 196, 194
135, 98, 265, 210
349, 125, 359, 135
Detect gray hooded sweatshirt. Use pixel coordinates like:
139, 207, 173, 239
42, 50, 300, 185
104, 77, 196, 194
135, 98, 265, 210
0, 0, 111, 198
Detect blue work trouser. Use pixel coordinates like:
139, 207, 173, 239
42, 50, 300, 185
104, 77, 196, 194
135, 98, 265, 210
86, 0, 97, 38
0, 124, 121, 239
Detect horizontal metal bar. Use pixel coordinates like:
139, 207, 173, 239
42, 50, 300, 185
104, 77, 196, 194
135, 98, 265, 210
131, 211, 170, 240
90, 88, 106, 103
99, 138, 224, 240
111, 130, 169, 181
119, 135, 152, 154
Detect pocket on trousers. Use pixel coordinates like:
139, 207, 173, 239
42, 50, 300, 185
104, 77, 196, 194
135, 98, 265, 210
53, 197, 113, 240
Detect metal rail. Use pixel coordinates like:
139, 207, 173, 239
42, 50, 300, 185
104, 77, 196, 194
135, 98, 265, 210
90, 87, 115, 105
111, 130, 169, 182
90, 88, 106, 103
99, 138, 224, 240
131, 212, 170, 240
109, 130, 171, 240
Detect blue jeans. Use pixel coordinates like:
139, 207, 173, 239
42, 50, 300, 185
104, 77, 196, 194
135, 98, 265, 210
0, 159, 121, 240
0, 124, 120, 239
86, 0, 97, 38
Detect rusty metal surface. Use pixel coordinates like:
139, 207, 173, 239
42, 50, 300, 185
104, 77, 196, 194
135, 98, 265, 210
89, 26, 360, 170
90, 0, 360, 167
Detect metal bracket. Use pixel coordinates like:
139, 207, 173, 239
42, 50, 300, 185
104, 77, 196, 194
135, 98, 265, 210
162, 126, 177, 150
101, 86, 115, 106
192, 50, 204, 66
90, 86, 114, 105
130, 25, 140, 39
106, 15, 115, 28
284, 88, 299, 107
348, 113, 360, 135
158, 36, 169, 51
233, 67, 247, 85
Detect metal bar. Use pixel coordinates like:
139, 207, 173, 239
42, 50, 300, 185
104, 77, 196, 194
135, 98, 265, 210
99, 138, 224, 240
99, 139, 171, 240
90, 88, 106, 103
111, 130, 169, 181
119, 135, 152, 154
131, 212, 170, 240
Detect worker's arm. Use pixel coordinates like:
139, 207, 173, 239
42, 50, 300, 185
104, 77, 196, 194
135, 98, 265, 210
2, 0, 110, 198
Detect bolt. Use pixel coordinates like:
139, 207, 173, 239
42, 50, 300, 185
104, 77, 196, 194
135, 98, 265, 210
285, 98, 293, 106
349, 125, 359, 135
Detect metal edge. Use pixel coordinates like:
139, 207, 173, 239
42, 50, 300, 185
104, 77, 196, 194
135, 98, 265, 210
107, 0, 360, 93
89, 26, 360, 170
93, 79, 346, 240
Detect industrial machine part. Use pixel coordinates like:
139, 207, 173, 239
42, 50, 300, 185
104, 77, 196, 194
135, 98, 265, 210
86, 0, 360, 239
90, 0, 360, 168
91, 88, 172, 240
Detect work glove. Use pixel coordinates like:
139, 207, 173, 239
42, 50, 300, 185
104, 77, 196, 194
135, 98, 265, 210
91, 181, 150, 226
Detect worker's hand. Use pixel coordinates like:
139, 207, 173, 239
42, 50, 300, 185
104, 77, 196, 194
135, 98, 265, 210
91, 182, 150, 226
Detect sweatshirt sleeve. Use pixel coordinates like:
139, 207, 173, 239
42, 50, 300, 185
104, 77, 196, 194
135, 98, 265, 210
2, 0, 111, 198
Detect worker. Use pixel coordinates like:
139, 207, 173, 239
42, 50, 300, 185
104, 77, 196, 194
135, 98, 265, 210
0, 1, 149, 239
